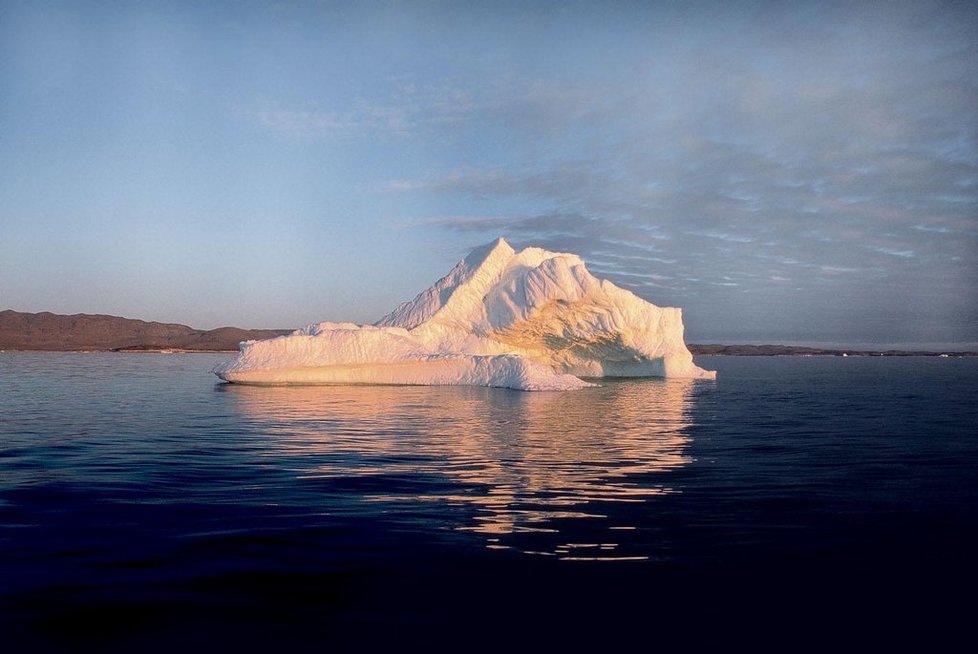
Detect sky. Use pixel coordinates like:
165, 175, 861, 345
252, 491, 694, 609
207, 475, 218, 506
1, 0, 976, 345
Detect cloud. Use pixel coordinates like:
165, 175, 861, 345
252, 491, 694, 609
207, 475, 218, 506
686, 231, 756, 244
868, 246, 917, 258
264, 1, 978, 341
255, 108, 360, 136
251, 80, 481, 138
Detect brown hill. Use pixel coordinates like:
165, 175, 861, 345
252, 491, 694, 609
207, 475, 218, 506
0, 310, 291, 351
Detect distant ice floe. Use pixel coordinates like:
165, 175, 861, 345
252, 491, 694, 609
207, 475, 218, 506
214, 238, 715, 390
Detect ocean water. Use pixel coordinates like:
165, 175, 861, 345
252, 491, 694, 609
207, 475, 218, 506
2, 353, 977, 649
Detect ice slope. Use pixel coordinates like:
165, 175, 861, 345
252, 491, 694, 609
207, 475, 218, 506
215, 238, 715, 390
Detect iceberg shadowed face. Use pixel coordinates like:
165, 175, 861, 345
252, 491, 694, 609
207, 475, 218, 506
215, 238, 715, 389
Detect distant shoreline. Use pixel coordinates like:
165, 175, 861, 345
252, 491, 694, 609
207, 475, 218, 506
2, 310, 975, 357
1, 346, 976, 357
0, 309, 291, 353
688, 344, 978, 357
0, 348, 238, 354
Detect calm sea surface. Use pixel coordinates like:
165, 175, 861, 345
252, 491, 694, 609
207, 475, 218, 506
2, 353, 977, 649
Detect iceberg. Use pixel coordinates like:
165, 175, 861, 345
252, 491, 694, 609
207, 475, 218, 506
214, 238, 715, 390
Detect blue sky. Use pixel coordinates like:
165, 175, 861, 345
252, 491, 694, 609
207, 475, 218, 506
1, 0, 976, 344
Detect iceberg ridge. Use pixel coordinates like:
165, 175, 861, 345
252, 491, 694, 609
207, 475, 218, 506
215, 238, 715, 390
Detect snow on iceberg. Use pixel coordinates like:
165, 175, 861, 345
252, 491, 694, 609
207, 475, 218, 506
214, 238, 716, 390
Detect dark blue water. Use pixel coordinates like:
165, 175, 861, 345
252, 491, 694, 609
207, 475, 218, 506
2, 353, 977, 649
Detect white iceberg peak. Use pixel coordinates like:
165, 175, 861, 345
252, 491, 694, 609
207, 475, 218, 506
215, 238, 715, 390
376, 237, 516, 331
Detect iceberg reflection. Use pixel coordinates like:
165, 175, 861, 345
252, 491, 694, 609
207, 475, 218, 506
224, 379, 698, 559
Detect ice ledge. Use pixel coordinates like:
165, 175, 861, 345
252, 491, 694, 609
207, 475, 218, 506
215, 353, 595, 391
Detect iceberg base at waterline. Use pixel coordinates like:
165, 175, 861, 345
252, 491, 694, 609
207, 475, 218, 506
215, 326, 592, 391
214, 238, 715, 391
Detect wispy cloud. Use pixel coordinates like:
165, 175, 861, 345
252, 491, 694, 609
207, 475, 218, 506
686, 231, 756, 244
255, 108, 360, 137
262, 2, 978, 341
868, 246, 917, 258
250, 81, 481, 138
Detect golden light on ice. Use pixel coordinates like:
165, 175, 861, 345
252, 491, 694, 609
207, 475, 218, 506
227, 378, 697, 560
